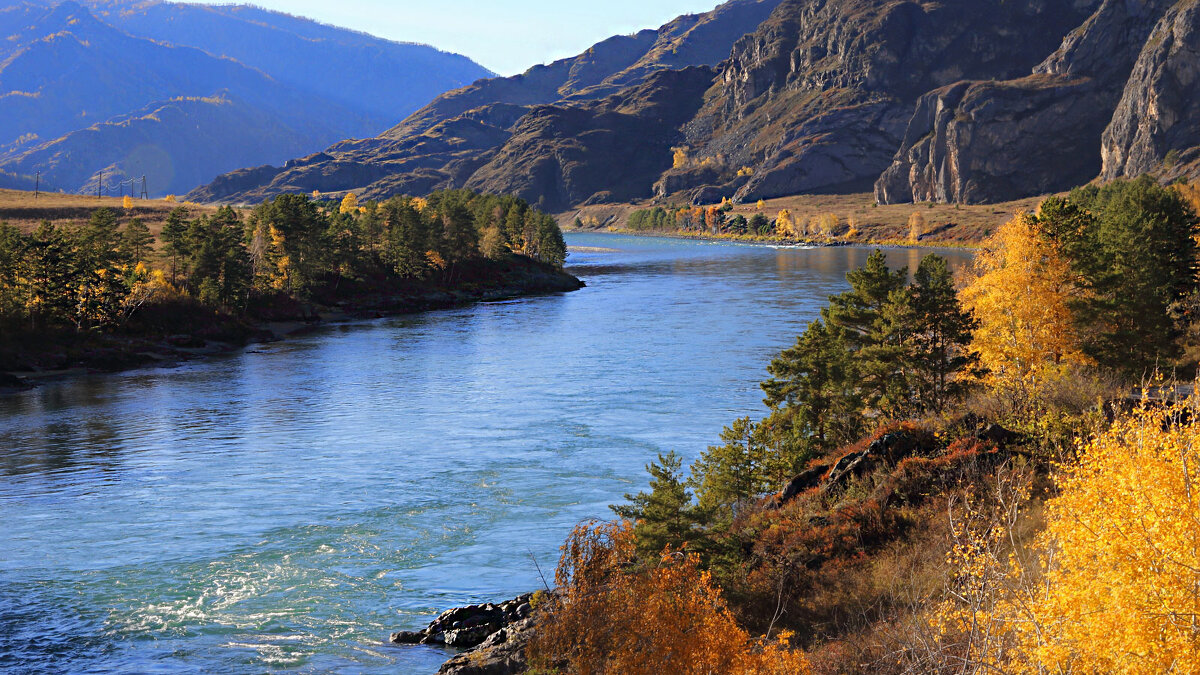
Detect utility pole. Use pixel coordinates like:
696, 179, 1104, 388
34, 171, 39, 200
140, 175, 148, 200
98, 170, 103, 199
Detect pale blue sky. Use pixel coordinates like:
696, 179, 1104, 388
198, 1, 720, 75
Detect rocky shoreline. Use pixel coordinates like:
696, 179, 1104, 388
0, 266, 583, 393
391, 593, 541, 675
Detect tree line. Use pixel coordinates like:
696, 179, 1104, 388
0, 190, 567, 336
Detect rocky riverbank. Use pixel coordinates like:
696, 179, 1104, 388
0, 258, 582, 392
391, 593, 541, 675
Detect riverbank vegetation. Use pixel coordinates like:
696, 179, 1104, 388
566, 190, 1056, 247
528, 176, 1200, 673
0, 190, 572, 376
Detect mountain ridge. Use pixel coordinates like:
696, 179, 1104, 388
0, 0, 492, 196
192, 0, 1200, 208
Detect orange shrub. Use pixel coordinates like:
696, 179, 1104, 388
530, 520, 808, 675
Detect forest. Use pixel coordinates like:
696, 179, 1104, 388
0, 190, 568, 372
524, 176, 1200, 673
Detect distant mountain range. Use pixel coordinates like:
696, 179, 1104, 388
192, 0, 1200, 209
0, 0, 492, 196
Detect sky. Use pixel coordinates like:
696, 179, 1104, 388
194, 0, 720, 76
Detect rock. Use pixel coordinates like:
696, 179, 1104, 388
0, 372, 32, 391
391, 592, 537, 658
437, 617, 536, 675
389, 630, 423, 644
1101, 0, 1200, 183
876, 0, 1173, 204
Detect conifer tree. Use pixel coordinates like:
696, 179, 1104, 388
611, 451, 698, 558
903, 255, 981, 413
120, 217, 154, 264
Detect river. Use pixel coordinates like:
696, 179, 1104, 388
0, 234, 970, 674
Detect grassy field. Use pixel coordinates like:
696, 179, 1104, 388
0, 189, 222, 239
561, 192, 1055, 246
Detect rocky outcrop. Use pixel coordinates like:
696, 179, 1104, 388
1102, 0, 1200, 183
391, 594, 539, 675
668, 0, 1095, 203
876, 0, 1174, 204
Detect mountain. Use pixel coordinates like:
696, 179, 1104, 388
187, 0, 787, 208
194, 0, 1200, 209
0, 1, 491, 196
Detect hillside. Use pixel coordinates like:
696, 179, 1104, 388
187, 0, 787, 208
0, 1, 492, 197
193, 0, 1200, 209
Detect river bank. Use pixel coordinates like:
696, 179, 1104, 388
565, 226, 980, 250
0, 256, 582, 391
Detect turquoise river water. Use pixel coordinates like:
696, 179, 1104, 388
0, 233, 969, 673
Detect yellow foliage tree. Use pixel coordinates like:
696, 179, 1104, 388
959, 214, 1089, 405
122, 195, 133, 209
673, 147, 690, 169
339, 192, 359, 214
756, 199, 765, 210
530, 520, 809, 675
936, 395, 1200, 673
775, 209, 796, 238
845, 216, 860, 239
908, 211, 925, 242
163, 194, 177, 203
311, 190, 320, 199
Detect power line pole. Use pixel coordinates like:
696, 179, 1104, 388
98, 170, 103, 199
140, 176, 148, 200
34, 171, 39, 200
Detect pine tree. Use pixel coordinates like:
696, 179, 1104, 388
761, 319, 864, 455
611, 451, 698, 558
904, 254, 981, 413
689, 417, 782, 525
161, 206, 191, 285
120, 217, 154, 264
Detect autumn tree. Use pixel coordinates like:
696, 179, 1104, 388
339, 192, 359, 214
775, 209, 796, 238
936, 395, 1200, 673
960, 213, 1090, 405
908, 211, 925, 242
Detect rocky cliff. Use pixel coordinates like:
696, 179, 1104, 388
874, 0, 1189, 204
194, 0, 1200, 209
1102, 0, 1200, 183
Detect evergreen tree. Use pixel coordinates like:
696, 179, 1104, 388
611, 451, 698, 557
161, 206, 191, 284
689, 417, 783, 525
120, 217, 155, 264
823, 249, 909, 415
903, 255, 982, 413
1061, 177, 1200, 374
23, 222, 76, 330
760, 319, 864, 456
